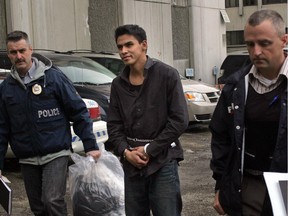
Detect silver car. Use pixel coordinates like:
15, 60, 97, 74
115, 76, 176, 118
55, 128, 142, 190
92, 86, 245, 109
181, 75, 220, 124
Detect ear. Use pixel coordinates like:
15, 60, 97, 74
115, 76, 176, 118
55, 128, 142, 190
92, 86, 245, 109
141, 40, 148, 52
281, 34, 288, 47
29, 44, 33, 52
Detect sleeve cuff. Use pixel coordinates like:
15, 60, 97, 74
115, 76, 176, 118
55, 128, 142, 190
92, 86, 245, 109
144, 143, 150, 154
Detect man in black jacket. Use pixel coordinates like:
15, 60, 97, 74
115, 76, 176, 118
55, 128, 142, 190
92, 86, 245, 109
107, 24, 188, 216
210, 9, 287, 216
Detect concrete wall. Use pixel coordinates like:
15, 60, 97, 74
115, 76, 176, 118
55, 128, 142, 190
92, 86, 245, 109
226, 3, 287, 32
189, 0, 227, 84
89, 0, 120, 52
172, 4, 190, 76
119, 0, 174, 66
1, 0, 228, 85
0, 0, 7, 49
226, 2, 288, 52
88, 0, 226, 84
5, 0, 91, 51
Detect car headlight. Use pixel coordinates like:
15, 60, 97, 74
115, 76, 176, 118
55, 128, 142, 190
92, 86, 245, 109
185, 92, 205, 102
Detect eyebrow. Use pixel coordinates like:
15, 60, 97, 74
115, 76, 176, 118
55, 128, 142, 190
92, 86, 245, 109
117, 41, 134, 49
245, 39, 273, 45
8, 48, 27, 54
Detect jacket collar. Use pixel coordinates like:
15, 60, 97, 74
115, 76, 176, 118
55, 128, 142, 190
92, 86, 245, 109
120, 55, 154, 84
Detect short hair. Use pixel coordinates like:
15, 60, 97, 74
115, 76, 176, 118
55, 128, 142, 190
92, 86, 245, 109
6, 30, 30, 45
246, 9, 285, 37
114, 24, 147, 43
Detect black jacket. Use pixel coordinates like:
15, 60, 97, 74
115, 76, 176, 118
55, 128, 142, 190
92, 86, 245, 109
210, 64, 287, 215
107, 56, 188, 177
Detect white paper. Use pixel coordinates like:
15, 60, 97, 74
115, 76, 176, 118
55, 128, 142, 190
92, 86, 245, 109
0, 177, 12, 214
1, 175, 11, 184
264, 172, 288, 216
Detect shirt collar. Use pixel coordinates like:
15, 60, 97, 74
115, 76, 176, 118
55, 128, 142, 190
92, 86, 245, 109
21, 60, 36, 83
28, 60, 37, 78
248, 55, 288, 87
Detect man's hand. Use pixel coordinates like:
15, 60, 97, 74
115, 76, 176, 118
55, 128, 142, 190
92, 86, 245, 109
213, 190, 225, 215
86, 150, 101, 161
133, 146, 149, 161
124, 147, 149, 169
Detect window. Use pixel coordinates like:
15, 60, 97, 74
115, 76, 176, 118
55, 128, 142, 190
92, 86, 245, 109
243, 0, 257, 6
263, 0, 286, 4
226, 31, 245, 46
225, 0, 239, 8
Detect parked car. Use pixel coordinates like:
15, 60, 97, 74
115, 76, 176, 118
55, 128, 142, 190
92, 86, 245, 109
65, 50, 125, 75
218, 50, 251, 86
181, 75, 220, 124
0, 49, 117, 121
217, 47, 288, 90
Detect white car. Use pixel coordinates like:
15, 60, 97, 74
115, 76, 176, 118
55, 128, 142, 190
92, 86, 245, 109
181, 75, 220, 124
4, 98, 108, 158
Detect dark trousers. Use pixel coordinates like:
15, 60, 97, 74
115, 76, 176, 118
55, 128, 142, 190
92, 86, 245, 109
124, 160, 182, 216
21, 156, 69, 216
241, 173, 273, 216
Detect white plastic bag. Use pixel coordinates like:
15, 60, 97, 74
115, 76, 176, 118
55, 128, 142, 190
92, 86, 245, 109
69, 143, 125, 216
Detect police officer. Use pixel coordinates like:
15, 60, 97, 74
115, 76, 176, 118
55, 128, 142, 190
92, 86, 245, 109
0, 31, 101, 216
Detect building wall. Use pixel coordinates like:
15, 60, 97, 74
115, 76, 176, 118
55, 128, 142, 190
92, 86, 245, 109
172, 3, 190, 76
117, 0, 174, 67
0, 0, 7, 49
88, 0, 119, 52
5, 0, 91, 51
188, 0, 227, 84
1, 0, 228, 85
226, 2, 288, 52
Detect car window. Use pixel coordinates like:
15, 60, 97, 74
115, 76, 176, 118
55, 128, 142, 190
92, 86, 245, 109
220, 55, 251, 74
51, 58, 116, 85
0, 54, 12, 70
87, 57, 125, 75
218, 54, 251, 84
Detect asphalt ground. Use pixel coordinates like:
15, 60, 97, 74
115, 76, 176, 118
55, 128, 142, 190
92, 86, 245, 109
0, 125, 219, 216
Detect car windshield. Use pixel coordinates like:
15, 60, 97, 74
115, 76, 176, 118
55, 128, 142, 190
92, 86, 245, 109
51, 57, 116, 85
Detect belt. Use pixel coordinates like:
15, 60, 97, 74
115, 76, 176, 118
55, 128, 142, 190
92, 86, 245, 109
244, 169, 263, 176
127, 137, 154, 143
127, 137, 176, 148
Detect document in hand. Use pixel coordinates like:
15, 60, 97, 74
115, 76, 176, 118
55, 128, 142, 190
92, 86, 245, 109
279, 180, 287, 213
0, 177, 12, 215
264, 172, 288, 216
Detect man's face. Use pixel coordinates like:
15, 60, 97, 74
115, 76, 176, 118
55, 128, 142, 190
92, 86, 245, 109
7, 39, 33, 76
116, 34, 147, 66
244, 20, 287, 75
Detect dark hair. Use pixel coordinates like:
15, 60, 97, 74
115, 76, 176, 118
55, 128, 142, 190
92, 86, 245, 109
6, 30, 30, 45
114, 24, 147, 43
247, 9, 285, 37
